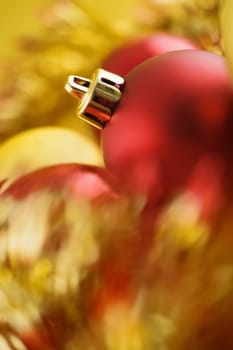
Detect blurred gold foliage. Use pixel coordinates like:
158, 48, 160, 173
220, 0, 233, 78
0, 0, 48, 59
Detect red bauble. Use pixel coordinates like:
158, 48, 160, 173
102, 50, 233, 206
103, 33, 198, 76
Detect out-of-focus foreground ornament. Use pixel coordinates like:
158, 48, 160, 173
0, 163, 122, 349
0, 162, 233, 349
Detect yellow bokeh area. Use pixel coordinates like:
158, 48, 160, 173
221, 0, 233, 78
0, 0, 48, 59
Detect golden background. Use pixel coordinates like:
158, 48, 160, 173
0, 0, 48, 58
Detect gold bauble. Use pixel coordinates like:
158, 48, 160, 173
0, 126, 103, 185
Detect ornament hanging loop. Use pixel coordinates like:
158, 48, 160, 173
65, 69, 125, 129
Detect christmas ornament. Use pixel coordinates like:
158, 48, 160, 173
0, 163, 120, 349
103, 32, 198, 76
0, 126, 103, 186
66, 50, 233, 206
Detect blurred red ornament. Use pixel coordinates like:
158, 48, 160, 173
0, 164, 120, 349
103, 33, 198, 76
101, 50, 233, 206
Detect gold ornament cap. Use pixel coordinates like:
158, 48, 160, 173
65, 69, 125, 129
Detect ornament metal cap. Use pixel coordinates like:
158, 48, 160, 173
65, 68, 125, 129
